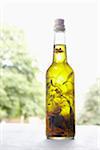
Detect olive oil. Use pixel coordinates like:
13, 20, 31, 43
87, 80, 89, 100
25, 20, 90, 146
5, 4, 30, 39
46, 19, 75, 139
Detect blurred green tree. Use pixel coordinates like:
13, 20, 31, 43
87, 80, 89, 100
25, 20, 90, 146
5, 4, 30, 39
77, 79, 100, 125
0, 26, 44, 121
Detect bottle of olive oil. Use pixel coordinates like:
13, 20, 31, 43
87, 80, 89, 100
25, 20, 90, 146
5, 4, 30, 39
46, 19, 75, 139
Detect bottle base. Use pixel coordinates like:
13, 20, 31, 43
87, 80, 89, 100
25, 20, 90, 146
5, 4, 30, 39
47, 136, 74, 140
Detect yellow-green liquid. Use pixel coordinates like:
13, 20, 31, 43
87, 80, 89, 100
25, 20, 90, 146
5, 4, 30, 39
46, 44, 75, 139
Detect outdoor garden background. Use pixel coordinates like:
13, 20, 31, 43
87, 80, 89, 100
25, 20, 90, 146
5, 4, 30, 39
0, 1, 99, 126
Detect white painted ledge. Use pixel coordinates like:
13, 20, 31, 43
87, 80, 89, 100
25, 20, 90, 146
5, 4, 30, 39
0, 121, 99, 150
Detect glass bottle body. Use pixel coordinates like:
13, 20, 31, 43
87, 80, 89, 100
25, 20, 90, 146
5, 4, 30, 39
46, 44, 75, 139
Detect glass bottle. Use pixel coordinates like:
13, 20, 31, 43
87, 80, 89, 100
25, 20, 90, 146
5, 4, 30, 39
46, 19, 75, 139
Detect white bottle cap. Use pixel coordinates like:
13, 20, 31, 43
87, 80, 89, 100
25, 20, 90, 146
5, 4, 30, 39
54, 18, 65, 32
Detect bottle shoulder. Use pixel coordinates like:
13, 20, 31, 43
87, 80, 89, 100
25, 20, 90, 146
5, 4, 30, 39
66, 63, 74, 73
46, 62, 74, 77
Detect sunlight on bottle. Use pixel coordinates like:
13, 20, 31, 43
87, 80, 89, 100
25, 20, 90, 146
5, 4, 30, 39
57, 53, 62, 61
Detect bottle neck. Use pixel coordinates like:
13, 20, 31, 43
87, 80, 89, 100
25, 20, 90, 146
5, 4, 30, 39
53, 31, 67, 63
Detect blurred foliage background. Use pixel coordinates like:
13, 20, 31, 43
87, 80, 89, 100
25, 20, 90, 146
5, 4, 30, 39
0, 26, 45, 122
0, 26, 99, 125
77, 79, 100, 125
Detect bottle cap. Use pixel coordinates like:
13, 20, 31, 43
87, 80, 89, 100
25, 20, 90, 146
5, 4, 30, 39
54, 18, 65, 32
